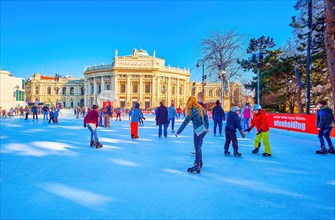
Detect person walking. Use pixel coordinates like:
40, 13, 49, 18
175, 96, 209, 173
115, 107, 122, 121
84, 104, 103, 148
242, 103, 252, 132
212, 100, 225, 136
129, 102, 143, 139
156, 101, 169, 138
246, 104, 272, 157
315, 100, 335, 154
24, 105, 29, 120
224, 106, 245, 157
168, 102, 177, 133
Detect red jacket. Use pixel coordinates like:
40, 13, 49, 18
250, 110, 269, 132
84, 110, 99, 127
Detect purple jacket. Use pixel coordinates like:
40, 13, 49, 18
156, 105, 168, 125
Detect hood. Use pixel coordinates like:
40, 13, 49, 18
228, 111, 238, 117
321, 106, 333, 114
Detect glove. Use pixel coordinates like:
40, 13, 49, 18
246, 128, 251, 132
239, 130, 245, 138
256, 129, 263, 135
143, 117, 146, 120
84, 124, 86, 128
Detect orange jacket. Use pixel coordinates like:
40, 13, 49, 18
250, 110, 269, 132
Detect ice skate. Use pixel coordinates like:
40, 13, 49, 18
252, 147, 259, 154
224, 150, 231, 156
316, 146, 327, 154
234, 151, 242, 157
187, 165, 201, 173
90, 140, 95, 147
328, 146, 335, 154
262, 153, 271, 157
95, 142, 103, 148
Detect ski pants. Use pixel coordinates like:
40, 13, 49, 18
224, 129, 238, 152
158, 123, 168, 137
254, 131, 271, 154
318, 128, 333, 147
168, 118, 175, 131
87, 123, 99, 143
193, 132, 206, 166
130, 122, 139, 138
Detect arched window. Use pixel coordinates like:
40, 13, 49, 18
209, 89, 213, 97
161, 85, 166, 94
98, 85, 101, 94
62, 87, 67, 95
179, 86, 182, 95
121, 84, 126, 93
106, 84, 110, 90
216, 89, 221, 97
133, 84, 138, 93
171, 86, 175, 95
70, 87, 74, 95
145, 84, 150, 93
81, 87, 84, 95
55, 87, 59, 95
47, 87, 51, 95
35, 86, 39, 94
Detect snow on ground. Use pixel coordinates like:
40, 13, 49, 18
1, 110, 334, 219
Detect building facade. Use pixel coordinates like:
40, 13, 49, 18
0, 69, 26, 110
24, 49, 243, 111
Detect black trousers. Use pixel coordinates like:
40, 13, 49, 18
224, 129, 238, 152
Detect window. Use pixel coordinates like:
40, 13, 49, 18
145, 84, 150, 93
35, 87, 39, 94
171, 86, 175, 95
161, 85, 165, 94
70, 87, 74, 95
62, 87, 67, 95
121, 84, 126, 93
179, 86, 182, 95
106, 84, 110, 90
22, 79, 25, 89
98, 85, 101, 94
47, 87, 51, 95
55, 87, 59, 95
216, 89, 221, 97
209, 89, 213, 97
133, 84, 138, 93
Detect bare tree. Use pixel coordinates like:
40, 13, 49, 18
200, 30, 245, 83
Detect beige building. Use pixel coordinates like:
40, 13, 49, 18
24, 49, 243, 111
25, 73, 85, 108
0, 69, 26, 110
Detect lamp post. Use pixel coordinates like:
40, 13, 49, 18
218, 69, 226, 110
251, 46, 264, 105
196, 59, 206, 93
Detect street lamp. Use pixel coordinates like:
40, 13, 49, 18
196, 59, 206, 93
250, 47, 264, 105
218, 67, 227, 110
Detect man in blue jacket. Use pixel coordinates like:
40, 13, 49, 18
212, 100, 225, 136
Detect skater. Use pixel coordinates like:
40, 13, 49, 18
98, 108, 104, 127
212, 100, 225, 136
242, 103, 251, 132
31, 105, 38, 120
24, 105, 29, 120
315, 100, 335, 154
246, 104, 272, 157
224, 106, 245, 157
168, 102, 177, 133
129, 102, 143, 139
176, 107, 182, 119
42, 105, 49, 120
53, 108, 59, 124
175, 96, 209, 173
84, 104, 103, 148
115, 107, 122, 121
156, 101, 169, 138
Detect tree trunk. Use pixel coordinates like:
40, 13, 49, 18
325, 0, 335, 110
297, 87, 304, 113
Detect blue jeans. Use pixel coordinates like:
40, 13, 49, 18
243, 118, 250, 131
318, 128, 333, 147
87, 123, 99, 143
43, 112, 48, 120
193, 132, 206, 166
158, 124, 168, 137
213, 117, 223, 135
168, 118, 175, 131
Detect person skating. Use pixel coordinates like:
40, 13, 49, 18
48, 108, 55, 124
224, 106, 245, 157
241, 103, 251, 132
168, 102, 177, 133
31, 105, 38, 120
175, 96, 209, 173
212, 100, 225, 136
42, 105, 49, 120
246, 104, 272, 157
24, 105, 29, 120
129, 102, 143, 139
315, 100, 335, 154
156, 101, 169, 138
84, 104, 103, 148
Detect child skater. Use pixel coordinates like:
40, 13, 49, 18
129, 102, 143, 139
246, 104, 272, 157
224, 106, 245, 157
84, 104, 103, 148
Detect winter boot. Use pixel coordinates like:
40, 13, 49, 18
187, 165, 201, 173
252, 147, 259, 154
224, 149, 231, 156
90, 140, 95, 147
328, 146, 335, 154
234, 151, 242, 157
95, 142, 103, 148
262, 153, 272, 157
316, 146, 327, 154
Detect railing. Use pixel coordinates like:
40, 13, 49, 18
84, 64, 113, 72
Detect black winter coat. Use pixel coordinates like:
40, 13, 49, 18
316, 106, 334, 129
225, 111, 243, 132
156, 105, 168, 125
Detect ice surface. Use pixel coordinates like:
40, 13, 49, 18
1, 110, 334, 219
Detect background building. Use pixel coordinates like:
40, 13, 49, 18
0, 69, 26, 110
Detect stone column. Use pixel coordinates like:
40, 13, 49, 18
101, 76, 105, 91
157, 77, 160, 104
176, 78, 180, 107
167, 77, 171, 106
93, 77, 97, 104
126, 75, 130, 103
151, 76, 156, 108
139, 75, 143, 106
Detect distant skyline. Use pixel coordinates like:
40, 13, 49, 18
1, 0, 297, 81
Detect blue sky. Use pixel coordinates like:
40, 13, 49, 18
1, 0, 297, 81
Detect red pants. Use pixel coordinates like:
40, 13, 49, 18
130, 122, 139, 138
